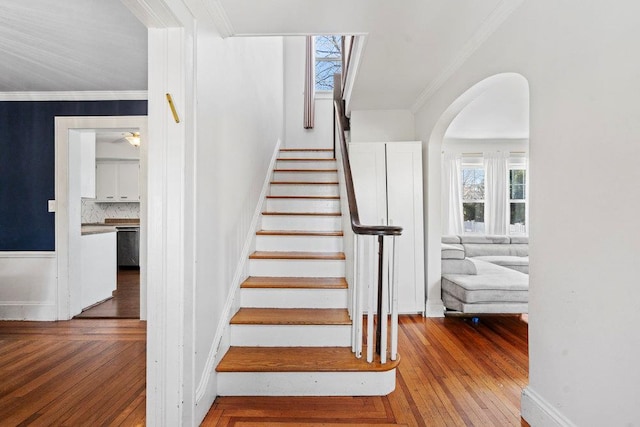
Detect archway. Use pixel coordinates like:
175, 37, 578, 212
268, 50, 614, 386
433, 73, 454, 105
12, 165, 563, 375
424, 73, 529, 316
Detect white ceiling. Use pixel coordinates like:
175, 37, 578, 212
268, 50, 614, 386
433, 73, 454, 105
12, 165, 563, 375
445, 74, 529, 139
0, 0, 147, 92
0, 0, 525, 131
217, 0, 508, 110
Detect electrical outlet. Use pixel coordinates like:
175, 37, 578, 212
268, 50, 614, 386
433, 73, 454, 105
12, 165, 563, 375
48, 200, 56, 213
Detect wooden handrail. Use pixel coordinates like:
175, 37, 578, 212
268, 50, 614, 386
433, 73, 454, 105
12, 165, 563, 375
332, 88, 402, 237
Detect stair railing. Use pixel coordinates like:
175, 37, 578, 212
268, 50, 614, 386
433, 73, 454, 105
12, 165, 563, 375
333, 73, 402, 364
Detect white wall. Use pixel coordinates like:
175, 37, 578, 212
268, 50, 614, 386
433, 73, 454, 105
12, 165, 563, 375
190, 23, 284, 424
283, 36, 333, 149
350, 109, 415, 142
414, 2, 640, 425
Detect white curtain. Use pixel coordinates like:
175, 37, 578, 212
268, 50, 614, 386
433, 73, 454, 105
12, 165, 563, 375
441, 153, 464, 235
303, 36, 315, 129
484, 151, 509, 235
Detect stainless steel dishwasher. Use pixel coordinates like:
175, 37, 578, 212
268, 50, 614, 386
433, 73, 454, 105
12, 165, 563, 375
116, 226, 140, 267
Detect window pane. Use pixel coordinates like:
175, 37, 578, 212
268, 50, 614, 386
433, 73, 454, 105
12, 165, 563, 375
315, 35, 342, 90
315, 60, 342, 91
462, 168, 485, 201
509, 169, 526, 199
315, 35, 341, 59
463, 202, 485, 233
510, 202, 526, 225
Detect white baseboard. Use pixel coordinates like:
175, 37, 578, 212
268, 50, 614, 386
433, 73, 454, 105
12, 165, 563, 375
0, 303, 57, 321
521, 386, 576, 427
193, 138, 283, 420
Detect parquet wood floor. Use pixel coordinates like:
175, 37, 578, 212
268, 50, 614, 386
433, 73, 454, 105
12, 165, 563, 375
203, 315, 530, 426
75, 269, 140, 319
0, 314, 528, 426
0, 319, 146, 426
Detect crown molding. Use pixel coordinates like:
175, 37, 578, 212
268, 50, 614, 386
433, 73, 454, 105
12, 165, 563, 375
0, 91, 148, 102
411, 0, 524, 113
204, 0, 235, 37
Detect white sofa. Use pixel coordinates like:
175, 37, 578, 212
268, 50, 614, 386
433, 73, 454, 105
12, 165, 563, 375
441, 235, 529, 314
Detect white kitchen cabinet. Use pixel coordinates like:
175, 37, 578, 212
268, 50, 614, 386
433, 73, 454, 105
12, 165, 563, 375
79, 131, 96, 198
96, 160, 140, 202
349, 141, 425, 313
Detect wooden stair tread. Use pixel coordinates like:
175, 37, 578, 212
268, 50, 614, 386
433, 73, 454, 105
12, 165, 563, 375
241, 276, 347, 289
216, 347, 399, 373
262, 211, 341, 216
249, 251, 345, 260
231, 308, 350, 325
274, 169, 338, 172
270, 181, 338, 185
266, 195, 339, 200
256, 230, 343, 237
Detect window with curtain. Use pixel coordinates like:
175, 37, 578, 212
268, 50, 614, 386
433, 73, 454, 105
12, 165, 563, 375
461, 156, 485, 234
314, 35, 342, 91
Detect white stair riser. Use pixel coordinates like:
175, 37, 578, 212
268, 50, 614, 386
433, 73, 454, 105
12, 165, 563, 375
261, 215, 341, 231
256, 235, 343, 252
249, 259, 345, 277
270, 184, 339, 197
230, 324, 350, 347
266, 198, 340, 213
278, 151, 334, 159
240, 288, 348, 308
276, 160, 336, 170
217, 369, 397, 396
273, 171, 337, 182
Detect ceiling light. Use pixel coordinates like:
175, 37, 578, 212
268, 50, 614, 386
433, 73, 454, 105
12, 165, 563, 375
125, 132, 140, 147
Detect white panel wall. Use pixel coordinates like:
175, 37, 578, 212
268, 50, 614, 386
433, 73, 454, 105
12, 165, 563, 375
414, 2, 640, 425
0, 253, 57, 320
283, 36, 333, 149
350, 109, 415, 142
191, 22, 285, 423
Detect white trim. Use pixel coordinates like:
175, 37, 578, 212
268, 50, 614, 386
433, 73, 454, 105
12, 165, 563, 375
203, 0, 235, 38
343, 35, 367, 115
0, 252, 55, 258
425, 299, 445, 318
521, 387, 577, 427
0, 304, 57, 321
55, 116, 148, 320
410, 0, 524, 113
0, 91, 148, 101
120, 0, 181, 28
194, 137, 282, 405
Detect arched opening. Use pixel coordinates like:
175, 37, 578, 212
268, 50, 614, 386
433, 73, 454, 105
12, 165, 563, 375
424, 73, 530, 316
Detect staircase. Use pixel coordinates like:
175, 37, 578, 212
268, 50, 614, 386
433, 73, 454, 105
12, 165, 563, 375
216, 148, 398, 396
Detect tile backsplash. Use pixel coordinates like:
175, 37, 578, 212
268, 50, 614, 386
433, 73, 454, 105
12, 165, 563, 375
82, 200, 140, 224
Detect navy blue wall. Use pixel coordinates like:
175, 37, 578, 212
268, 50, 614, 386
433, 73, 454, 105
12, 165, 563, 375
0, 100, 147, 251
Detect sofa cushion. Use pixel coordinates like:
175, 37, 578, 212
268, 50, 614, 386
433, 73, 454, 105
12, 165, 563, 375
441, 260, 528, 304
459, 235, 510, 244
463, 243, 529, 257
441, 235, 461, 244
510, 236, 529, 244
472, 255, 529, 274
441, 243, 465, 260
442, 258, 478, 275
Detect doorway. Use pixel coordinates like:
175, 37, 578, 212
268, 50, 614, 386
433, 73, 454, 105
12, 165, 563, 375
55, 116, 148, 321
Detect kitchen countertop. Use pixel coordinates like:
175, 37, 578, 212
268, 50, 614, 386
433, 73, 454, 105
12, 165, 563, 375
81, 219, 140, 235
81, 224, 117, 236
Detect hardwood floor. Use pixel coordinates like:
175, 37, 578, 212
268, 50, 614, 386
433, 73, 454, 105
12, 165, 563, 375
204, 314, 529, 426
0, 314, 528, 426
0, 319, 146, 426
75, 268, 140, 319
